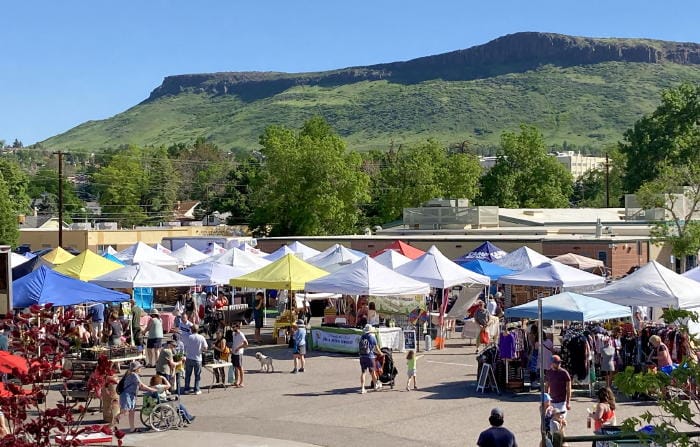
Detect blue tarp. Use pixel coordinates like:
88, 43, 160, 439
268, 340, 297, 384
12, 265, 129, 308
454, 241, 508, 263
102, 253, 125, 265
504, 291, 632, 322
458, 259, 515, 281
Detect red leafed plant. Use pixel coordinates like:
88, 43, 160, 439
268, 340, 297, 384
0, 304, 123, 446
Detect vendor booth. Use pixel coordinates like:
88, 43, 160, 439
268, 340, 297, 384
114, 241, 180, 267
372, 249, 412, 270
453, 241, 508, 263
493, 246, 551, 271
305, 256, 430, 353
53, 250, 124, 281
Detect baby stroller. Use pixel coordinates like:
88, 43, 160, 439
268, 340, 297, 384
376, 347, 398, 389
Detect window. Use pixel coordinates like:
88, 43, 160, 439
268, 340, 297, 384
597, 251, 608, 267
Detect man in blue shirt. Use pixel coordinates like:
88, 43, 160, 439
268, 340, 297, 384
89, 303, 105, 343
358, 324, 381, 394
477, 408, 518, 447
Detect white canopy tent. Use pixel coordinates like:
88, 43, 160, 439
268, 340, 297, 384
115, 241, 180, 267
306, 244, 366, 264
287, 241, 321, 260
11, 252, 29, 268
307, 244, 365, 273
202, 242, 227, 256
396, 246, 490, 288
90, 262, 197, 288
171, 243, 209, 267
493, 246, 551, 271
497, 261, 606, 289
205, 247, 271, 269
305, 256, 430, 296
180, 261, 248, 286
372, 249, 412, 270
264, 245, 297, 262
587, 260, 700, 309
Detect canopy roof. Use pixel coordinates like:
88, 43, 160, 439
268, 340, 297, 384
682, 265, 700, 282
171, 243, 209, 267
458, 259, 515, 281
287, 241, 321, 260
264, 245, 296, 262
305, 256, 430, 296
372, 249, 412, 270
552, 253, 605, 272
41, 247, 75, 265
54, 250, 124, 281
498, 261, 605, 288
115, 242, 179, 266
180, 262, 248, 286
230, 253, 328, 290
307, 244, 365, 273
396, 246, 490, 288
370, 240, 426, 260
13, 265, 129, 308
306, 244, 366, 264
102, 253, 125, 265
588, 261, 700, 308
10, 253, 29, 268
234, 241, 268, 257
90, 262, 197, 288
453, 241, 508, 263
504, 292, 632, 321
206, 247, 271, 269
493, 246, 551, 271
155, 243, 172, 254
202, 242, 227, 256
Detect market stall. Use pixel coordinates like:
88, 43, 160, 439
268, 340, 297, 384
311, 325, 403, 353
53, 250, 124, 281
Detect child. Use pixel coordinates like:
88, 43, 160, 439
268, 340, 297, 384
406, 350, 422, 391
550, 410, 568, 447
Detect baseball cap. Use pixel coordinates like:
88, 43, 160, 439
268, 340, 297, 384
129, 361, 144, 371
363, 324, 373, 333
490, 407, 504, 418
551, 355, 562, 363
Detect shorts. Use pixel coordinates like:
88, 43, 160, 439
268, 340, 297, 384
294, 345, 306, 356
551, 401, 568, 417
119, 393, 136, 411
232, 354, 242, 368
147, 338, 163, 349
360, 356, 375, 372
407, 369, 416, 378
92, 321, 103, 334
254, 313, 263, 329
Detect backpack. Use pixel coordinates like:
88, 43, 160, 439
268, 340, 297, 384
359, 334, 372, 355
116, 374, 126, 394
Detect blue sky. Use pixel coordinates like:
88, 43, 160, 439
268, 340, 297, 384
3, 0, 700, 145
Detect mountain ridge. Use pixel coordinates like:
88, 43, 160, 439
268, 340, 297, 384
146, 32, 700, 103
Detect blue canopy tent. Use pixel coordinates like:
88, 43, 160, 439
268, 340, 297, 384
454, 241, 508, 263
102, 253, 125, 265
12, 265, 129, 308
504, 292, 632, 322
458, 259, 515, 281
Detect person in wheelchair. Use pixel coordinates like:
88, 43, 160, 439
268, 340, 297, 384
148, 375, 196, 424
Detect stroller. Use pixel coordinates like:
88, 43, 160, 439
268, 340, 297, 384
376, 347, 399, 389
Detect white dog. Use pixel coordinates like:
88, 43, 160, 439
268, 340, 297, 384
255, 352, 274, 373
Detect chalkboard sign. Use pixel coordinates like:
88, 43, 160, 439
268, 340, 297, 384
403, 330, 416, 351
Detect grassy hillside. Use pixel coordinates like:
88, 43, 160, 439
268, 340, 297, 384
42, 62, 700, 153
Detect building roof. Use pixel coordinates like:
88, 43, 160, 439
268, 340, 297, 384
498, 208, 626, 226
173, 201, 200, 221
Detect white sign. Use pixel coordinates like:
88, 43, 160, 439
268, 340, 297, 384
312, 329, 362, 354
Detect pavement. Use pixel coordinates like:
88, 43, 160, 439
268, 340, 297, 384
80, 320, 663, 447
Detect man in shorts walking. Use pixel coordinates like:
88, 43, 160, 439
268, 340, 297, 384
231, 323, 248, 387
358, 324, 381, 394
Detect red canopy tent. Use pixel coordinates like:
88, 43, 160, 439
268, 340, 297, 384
370, 240, 426, 260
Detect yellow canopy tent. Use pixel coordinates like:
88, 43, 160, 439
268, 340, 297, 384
54, 249, 124, 281
41, 247, 76, 266
230, 253, 328, 290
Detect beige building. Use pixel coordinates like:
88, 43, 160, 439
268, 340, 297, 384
480, 151, 606, 179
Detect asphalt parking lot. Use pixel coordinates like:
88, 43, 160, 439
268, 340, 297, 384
110, 322, 660, 447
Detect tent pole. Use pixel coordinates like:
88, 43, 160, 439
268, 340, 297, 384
538, 294, 546, 447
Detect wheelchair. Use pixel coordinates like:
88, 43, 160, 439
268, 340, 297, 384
139, 392, 186, 431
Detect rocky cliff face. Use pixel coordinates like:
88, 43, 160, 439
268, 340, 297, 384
146, 32, 700, 102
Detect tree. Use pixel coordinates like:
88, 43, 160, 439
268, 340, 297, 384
0, 159, 30, 216
140, 146, 180, 224
210, 157, 260, 225
571, 147, 624, 207
620, 82, 700, 193
92, 146, 148, 227
249, 116, 370, 236
0, 178, 19, 246
367, 140, 482, 224
635, 162, 700, 272
479, 124, 573, 207
27, 168, 83, 219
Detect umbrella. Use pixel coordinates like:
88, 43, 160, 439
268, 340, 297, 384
0, 351, 29, 375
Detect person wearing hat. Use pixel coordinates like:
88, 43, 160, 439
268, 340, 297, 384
358, 324, 381, 394
477, 407, 518, 447
546, 355, 572, 417
540, 392, 554, 442
117, 361, 156, 433
155, 339, 181, 390
145, 309, 164, 368
290, 319, 307, 374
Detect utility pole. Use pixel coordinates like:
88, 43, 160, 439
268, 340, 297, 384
605, 152, 610, 208
53, 150, 64, 247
